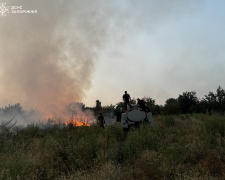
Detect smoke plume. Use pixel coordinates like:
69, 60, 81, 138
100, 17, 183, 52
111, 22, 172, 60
0, 0, 110, 112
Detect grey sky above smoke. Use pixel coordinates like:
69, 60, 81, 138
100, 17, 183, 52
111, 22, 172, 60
0, 0, 208, 111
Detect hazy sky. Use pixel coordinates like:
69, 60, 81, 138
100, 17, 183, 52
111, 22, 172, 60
0, 0, 225, 111
83, 0, 225, 107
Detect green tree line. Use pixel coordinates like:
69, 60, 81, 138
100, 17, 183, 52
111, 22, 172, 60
1, 86, 225, 117
92, 85, 225, 115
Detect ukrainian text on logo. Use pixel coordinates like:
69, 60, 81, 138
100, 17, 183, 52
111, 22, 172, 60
0, 3, 37, 17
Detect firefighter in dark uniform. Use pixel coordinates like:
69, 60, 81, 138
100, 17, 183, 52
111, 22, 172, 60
123, 91, 131, 112
136, 98, 150, 112
98, 113, 105, 128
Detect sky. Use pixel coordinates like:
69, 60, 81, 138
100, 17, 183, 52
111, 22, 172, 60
0, 0, 225, 112
83, 0, 225, 107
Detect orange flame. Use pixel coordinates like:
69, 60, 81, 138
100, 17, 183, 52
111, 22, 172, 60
66, 115, 91, 126
45, 116, 91, 126
65, 120, 90, 127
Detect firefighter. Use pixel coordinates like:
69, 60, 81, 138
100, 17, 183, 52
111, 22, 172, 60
123, 91, 131, 112
97, 113, 105, 128
136, 98, 150, 112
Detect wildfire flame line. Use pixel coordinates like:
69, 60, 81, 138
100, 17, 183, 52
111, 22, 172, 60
46, 116, 91, 127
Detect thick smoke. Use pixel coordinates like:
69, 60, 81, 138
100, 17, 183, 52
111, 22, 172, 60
0, 0, 203, 123
0, 102, 94, 127
0, 104, 42, 127
0, 0, 111, 112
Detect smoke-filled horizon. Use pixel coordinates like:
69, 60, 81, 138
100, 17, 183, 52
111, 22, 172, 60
1, 0, 224, 113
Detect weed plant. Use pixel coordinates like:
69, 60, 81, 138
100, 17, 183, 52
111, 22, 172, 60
1, 114, 225, 179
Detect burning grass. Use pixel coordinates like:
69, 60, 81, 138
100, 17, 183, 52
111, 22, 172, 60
1, 114, 225, 179
65, 117, 90, 127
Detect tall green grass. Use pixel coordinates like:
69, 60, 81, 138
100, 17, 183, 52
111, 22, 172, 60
1, 114, 225, 179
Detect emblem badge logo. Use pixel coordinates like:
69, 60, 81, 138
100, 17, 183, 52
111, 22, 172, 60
0, 3, 9, 16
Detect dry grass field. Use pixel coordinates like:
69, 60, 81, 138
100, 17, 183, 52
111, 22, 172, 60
1, 114, 225, 179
